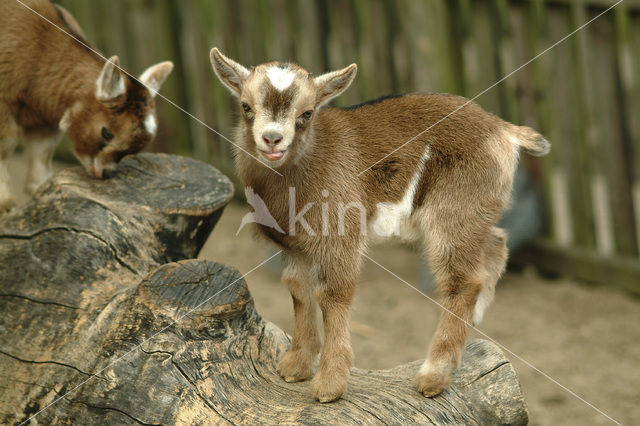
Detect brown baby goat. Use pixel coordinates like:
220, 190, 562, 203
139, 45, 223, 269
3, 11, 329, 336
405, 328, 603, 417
210, 48, 549, 402
0, 0, 173, 210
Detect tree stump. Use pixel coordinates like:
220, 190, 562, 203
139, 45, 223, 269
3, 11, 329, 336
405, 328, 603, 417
0, 154, 528, 425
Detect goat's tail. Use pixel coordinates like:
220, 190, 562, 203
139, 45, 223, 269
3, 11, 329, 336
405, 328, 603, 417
510, 125, 550, 157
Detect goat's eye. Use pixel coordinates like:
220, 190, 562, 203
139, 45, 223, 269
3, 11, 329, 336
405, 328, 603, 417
301, 110, 313, 120
241, 102, 252, 113
101, 127, 114, 142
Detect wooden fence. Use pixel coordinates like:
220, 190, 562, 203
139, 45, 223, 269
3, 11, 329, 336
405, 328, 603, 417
52, 0, 640, 293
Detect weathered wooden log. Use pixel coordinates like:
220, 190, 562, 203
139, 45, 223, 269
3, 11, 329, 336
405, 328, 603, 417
0, 154, 528, 425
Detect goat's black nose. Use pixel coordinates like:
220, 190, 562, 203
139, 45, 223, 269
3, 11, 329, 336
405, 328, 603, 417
262, 131, 283, 145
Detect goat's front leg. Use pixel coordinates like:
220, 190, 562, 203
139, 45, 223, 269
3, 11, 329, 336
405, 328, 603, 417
277, 259, 322, 382
0, 159, 14, 212
310, 262, 358, 403
23, 130, 61, 195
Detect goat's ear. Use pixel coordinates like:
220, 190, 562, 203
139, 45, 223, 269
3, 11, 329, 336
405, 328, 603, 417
314, 64, 358, 107
139, 61, 174, 98
210, 48, 250, 97
95, 56, 126, 101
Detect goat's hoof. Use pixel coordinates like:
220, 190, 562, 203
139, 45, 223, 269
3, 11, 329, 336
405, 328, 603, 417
0, 195, 15, 212
277, 350, 314, 383
414, 371, 449, 398
310, 371, 346, 403
24, 182, 40, 196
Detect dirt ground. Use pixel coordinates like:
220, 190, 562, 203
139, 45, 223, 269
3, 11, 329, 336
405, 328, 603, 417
7, 158, 640, 425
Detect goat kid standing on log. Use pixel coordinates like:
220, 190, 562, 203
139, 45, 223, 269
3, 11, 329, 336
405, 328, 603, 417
0, 0, 173, 211
210, 48, 549, 403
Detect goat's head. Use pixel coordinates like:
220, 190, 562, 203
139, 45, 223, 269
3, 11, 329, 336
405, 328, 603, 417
60, 56, 173, 178
210, 48, 357, 167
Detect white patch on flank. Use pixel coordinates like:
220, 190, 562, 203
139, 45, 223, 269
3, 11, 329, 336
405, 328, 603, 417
144, 114, 157, 136
369, 146, 431, 241
266, 66, 295, 91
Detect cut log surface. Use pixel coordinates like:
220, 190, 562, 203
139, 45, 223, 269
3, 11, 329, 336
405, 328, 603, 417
0, 154, 528, 425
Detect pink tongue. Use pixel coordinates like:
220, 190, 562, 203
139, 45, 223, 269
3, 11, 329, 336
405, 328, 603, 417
263, 151, 284, 161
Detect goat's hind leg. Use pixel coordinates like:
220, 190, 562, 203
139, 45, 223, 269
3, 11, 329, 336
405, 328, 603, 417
277, 257, 322, 382
473, 226, 508, 326
23, 130, 61, 195
415, 224, 490, 397
0, 104, 19, 211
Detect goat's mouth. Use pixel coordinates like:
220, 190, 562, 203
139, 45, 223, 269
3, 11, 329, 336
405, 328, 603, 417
259, 149, 287, 161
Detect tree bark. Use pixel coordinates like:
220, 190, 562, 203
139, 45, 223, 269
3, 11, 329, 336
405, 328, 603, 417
0, 153, 528, 425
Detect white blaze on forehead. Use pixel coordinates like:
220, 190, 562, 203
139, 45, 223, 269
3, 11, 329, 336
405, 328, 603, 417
144, 114, 157, 136
265, 66, 296, 91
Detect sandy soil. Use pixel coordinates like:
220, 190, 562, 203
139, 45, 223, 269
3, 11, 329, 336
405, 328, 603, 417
7, 158, 640, 425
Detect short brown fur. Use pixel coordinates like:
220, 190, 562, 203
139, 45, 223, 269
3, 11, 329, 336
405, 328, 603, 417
0, 0, 172, 209
210, 48, 549, 402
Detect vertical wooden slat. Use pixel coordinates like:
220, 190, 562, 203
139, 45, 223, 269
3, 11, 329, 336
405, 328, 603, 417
293, 0, 325, 75
352, 0, 394, 97
153, 1, 193, 156
524, 0, 558, 241
400, 0, 455, 93
572, 1, 616, 254
351, 0, 377, 99
386, 0, 412, 94
264, 0, 291, 61
458, 0, 501, 114
562, 3, 597, 250
539, 3, 574, 247
546, 4, 595, 249
178, 0, 213, 161
586, 7, 637, 256
614, 6, 640, 259
326, 0, 360, 105
212, 0, 239, 140
493, 0, 520, 123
